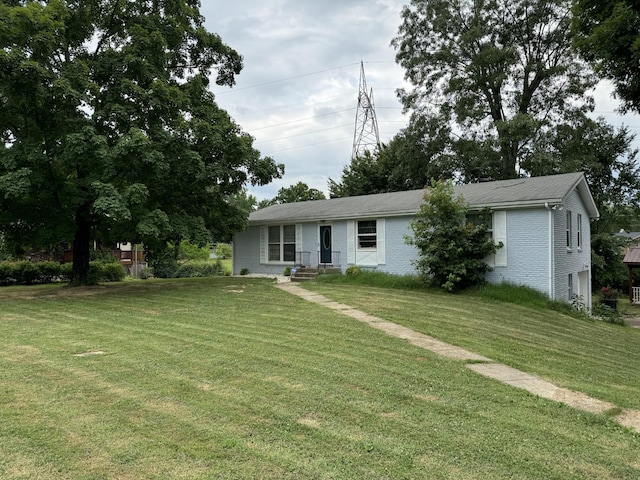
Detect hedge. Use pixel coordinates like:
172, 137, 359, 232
0, 261, 124, 286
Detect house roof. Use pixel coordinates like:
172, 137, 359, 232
623, 246, 640, 266
249, 172, 599, 224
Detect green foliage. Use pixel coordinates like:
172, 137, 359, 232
0, 1, 284, 284
240, 267, 249, 275
407, 180, 499, 292
215, 243, 232, 259
148, 254, 179, 279
174, 260, 223, 278
178, 240, 210, 262
329, 119, 451, 197
392, 0, 596, 181
90, 249, 118, 263
591, 233, 630, 290
318, 270, 424, 289
283, 266, 291, 276
573, 0, 640, 113
345, 265, 362, 277
260, 182, 326, 207
9, 261, 71, 285
474, 282, 577, 315
1, 279, 639, 477
592, 301, 625, 325
87, 262, 126, 284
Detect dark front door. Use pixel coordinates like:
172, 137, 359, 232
320, 225, 332, 265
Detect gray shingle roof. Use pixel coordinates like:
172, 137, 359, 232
249, 172, 598, 224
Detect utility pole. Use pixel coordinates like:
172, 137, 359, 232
351, 61, 381, 159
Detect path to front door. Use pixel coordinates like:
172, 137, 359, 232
276, 282, 640, 433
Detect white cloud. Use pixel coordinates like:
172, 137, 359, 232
203, 2, 640, 201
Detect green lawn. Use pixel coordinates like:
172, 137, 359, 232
308, 278, 640, 411
0, 278, 638, 479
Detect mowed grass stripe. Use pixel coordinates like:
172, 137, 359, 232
307, 281, 640, 410
1, 278, 639, 479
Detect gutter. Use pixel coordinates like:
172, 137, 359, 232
545, 202, 562, 299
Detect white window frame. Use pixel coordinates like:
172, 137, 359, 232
265, 224, 296, 264
577, 214, 583, 251
357, 220, 377, 250
467, 210, 507, 267
566, 211, 573, 251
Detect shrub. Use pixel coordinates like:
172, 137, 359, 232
178, 240, 211, 261
240, 268, 249, 275
0, 262, 14, 285
407, 179, 499, 292
13, 261, 39, 285
87, 261, 126, 284
175, 260, 223, 278
36, 261, 63, 283
100, 262, 126, 282
0, 261, 73, 286
215, 243, 232, 259
345, 265, 362, 277
150, 257, 179, 278
283, 266, 291, 276
59, 263, 73, 282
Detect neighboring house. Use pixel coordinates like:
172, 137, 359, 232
233, 172, 599, 304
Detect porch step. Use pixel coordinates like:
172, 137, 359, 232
290, 267, 341, 282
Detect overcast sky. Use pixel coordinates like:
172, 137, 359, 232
202, 1, 640, 202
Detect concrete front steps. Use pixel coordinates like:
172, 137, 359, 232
290, 267, 341, 282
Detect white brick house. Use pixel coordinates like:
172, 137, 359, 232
233, 172, 599, 304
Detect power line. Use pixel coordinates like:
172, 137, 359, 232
253, 124, 353, 145
246, 108, 355, 132
262, 136, 353, 155
213, 63, 360, 95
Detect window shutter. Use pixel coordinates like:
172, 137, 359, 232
347, 221, 355, 264
377, 219, 386, 265
493, 211, 507, 267
295, 224, 302, 250
260, 226, 267, 264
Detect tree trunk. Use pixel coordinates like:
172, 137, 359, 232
71, 202, 92, 284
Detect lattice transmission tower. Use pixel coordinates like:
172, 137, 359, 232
351, 61, 381, 159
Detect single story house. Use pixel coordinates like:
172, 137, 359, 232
233, 172, 599, 305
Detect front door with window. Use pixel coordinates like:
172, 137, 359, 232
319, 225, 332, 265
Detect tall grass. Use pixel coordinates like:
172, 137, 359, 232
319, 272, 579, 316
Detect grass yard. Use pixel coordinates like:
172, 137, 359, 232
309, 277, 640, 411
0, 278, 639, 479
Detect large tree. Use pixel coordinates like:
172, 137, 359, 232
258, 181, 325, 208
329, 116, 454, 197
572, 0, 640, 113
392, 0, 596, 180
0, 0, 282, 283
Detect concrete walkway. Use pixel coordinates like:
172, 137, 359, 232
276, 283, 640, 434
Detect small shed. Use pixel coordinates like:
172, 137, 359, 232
623, 246, 640, 304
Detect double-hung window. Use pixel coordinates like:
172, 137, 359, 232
268, 225, 296, 262
467, 212, 493, 240
566, 211, 573, 250
357, 220, 377, 249
577, 214, 582, 250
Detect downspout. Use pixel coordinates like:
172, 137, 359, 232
545, 203, 555, 300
